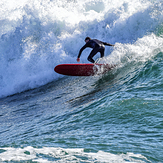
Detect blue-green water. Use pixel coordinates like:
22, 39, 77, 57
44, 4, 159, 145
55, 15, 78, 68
0, 0, 163, 162
1, 53, 163, 162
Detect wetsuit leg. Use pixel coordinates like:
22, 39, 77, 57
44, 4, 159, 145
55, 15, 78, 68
87, 47, 99, 63
99, 46, 105, 58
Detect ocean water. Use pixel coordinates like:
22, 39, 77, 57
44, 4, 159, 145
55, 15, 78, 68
0, 0, 163, 162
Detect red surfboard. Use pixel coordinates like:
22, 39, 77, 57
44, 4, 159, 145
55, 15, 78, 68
54, 63, 115, 76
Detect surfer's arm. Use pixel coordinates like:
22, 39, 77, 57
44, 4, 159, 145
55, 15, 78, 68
102, 42, 115, 46
77, 44, 87, 58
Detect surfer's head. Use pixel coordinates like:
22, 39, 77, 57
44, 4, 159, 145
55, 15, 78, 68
85, 37, 91, 43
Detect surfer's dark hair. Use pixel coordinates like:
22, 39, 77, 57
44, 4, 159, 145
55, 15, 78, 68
85, 37, 91, 41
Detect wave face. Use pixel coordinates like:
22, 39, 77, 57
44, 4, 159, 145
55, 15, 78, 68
0, 0, 163, 98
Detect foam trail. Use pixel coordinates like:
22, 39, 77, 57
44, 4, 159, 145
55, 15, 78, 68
0, 146, 150, 162
0, 0, 163, 98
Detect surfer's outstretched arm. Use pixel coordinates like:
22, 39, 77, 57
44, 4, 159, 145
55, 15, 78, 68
102, 42, 115, 46
77, 44, 87, 62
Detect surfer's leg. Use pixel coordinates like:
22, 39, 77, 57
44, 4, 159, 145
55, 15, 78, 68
87, 47, 99, 63
99, 47, 105, 58
87, 57, 95, 63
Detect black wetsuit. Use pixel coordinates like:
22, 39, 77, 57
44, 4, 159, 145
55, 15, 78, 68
78, 39, 114, 63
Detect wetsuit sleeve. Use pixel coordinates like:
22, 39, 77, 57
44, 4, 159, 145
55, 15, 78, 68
102, 42, 114, 46
77, 44, 87, 58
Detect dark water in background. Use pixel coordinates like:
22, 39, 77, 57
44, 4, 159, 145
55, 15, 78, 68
0, 0, 163, 162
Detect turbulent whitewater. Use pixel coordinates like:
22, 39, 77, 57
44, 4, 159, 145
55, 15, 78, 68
0, 0, 163, 98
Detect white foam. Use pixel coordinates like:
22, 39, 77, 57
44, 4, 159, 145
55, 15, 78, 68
107, 34, 163, 66
0, 146, 150, 162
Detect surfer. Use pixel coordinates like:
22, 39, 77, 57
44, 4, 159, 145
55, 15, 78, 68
77, 37, 114, 63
